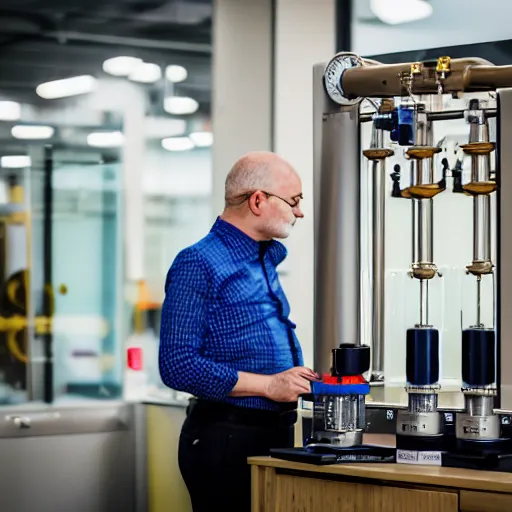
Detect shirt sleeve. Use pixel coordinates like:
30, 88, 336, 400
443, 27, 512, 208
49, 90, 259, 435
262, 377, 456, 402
158, 247, 239, 401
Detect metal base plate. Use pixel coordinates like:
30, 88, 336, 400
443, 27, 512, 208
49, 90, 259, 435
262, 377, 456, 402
311, 429, 363, 447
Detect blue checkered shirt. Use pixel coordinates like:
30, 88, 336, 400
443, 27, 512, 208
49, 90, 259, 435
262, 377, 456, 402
159, 217, 303, 411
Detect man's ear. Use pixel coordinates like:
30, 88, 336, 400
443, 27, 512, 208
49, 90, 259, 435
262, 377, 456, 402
248, 191, 264, 216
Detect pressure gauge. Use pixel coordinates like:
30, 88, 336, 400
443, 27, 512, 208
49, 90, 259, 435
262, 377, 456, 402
323, 52, 364, 105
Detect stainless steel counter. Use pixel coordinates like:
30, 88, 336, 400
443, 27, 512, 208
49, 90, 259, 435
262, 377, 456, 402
0, 401, 144, 512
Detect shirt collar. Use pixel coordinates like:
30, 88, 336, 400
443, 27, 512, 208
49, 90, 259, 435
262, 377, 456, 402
211, 217, 287, 266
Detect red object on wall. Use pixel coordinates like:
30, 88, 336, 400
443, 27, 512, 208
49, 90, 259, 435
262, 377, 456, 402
127, 347, 143, 371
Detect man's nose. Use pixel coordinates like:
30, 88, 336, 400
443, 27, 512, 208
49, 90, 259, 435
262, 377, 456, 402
294, 205, 304, 218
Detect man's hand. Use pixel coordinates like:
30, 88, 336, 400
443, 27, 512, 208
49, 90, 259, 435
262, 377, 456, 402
229, 367, 320, 401
264, 367, 319, 402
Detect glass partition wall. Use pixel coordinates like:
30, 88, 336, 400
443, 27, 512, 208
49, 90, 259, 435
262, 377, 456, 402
0, 113, 124, 405
30, 142, 124, 403
0, 32, 212, 406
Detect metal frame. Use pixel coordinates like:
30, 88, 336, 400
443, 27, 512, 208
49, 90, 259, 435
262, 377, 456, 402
313, 61, 512, 414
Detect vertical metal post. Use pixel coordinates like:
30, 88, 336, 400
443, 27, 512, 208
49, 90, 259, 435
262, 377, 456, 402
42, 145, 53, 404
370, 159, 386, 377
313, 64, 361, 374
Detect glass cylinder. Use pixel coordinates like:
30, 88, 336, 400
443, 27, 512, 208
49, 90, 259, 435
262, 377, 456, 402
313, 395, 366, 433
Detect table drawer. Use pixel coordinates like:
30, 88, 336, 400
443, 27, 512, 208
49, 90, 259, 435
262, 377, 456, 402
273, 474, 458, 512
460, 490, 512, 512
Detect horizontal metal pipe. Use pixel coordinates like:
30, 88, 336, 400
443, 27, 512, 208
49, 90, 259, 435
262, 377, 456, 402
342, 58, 512, 98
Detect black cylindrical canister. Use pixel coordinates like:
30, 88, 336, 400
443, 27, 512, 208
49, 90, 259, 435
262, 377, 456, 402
406, 328, 439, 386
462, 328, 495, 387
331, 343, 370, 377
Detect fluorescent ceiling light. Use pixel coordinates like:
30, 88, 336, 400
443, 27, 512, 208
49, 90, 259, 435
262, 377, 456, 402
0, 101, 21, 121
145, 117, 187, 138
164, 96, 199, 115
189, 131, 213, 147
36, 75, 97, 99
162, 136, 194, 152
87, 131, 124, 148
165, 65, 188, 83
129, 62, 162, 83
103, 56, 142, 77
370, 0, 433, 25
1, 155, 31, 168
11, 124, 54, 140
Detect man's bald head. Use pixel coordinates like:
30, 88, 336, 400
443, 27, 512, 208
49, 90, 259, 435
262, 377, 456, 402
220, 151, 304, 241
224, 151, 297, 205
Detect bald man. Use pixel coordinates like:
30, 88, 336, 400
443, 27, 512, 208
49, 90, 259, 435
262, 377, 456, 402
159, 151, 318, 512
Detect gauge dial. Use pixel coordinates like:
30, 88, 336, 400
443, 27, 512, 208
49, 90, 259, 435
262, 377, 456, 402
323, 53, 364, 105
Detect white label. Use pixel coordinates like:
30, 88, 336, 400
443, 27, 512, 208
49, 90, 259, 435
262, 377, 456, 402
396, 450, 418, 462
396, 450, 442, 466
418, 452, 442, 465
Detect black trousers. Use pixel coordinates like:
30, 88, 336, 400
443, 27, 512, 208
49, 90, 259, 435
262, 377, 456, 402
178, 400, 296, 512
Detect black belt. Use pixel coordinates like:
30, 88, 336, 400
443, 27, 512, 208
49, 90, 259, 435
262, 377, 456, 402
187, 399, 298, 429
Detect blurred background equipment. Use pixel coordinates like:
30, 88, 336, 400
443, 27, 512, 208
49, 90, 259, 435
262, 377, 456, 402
0, 1, 213, 511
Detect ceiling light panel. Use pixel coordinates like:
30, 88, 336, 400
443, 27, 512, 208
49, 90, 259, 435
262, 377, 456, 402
36, 75, 97, 99
1, 155, 31, 168
161, 137, 194, 151
0, 101, 21, 121
129, 62, 162, 83
87, 131, 124, 148
189, 131, 213, 147
370, 0, 433, 25
11, 125, 54, 140
165, 65, 188, 83
103, 56, 143, 76
145, 118, 187, 138
164, 96, 199, 115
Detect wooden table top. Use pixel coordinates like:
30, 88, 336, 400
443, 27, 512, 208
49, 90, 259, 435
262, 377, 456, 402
248, 455, 512, 493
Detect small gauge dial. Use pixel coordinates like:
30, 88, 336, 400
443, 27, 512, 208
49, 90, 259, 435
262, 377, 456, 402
323, 53, 364, 105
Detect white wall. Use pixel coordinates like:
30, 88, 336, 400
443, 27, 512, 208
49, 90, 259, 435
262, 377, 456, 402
211, 0, 273, 218
354, 0, 512, 55
143, 147, 212, 197
274, 0, 335, 370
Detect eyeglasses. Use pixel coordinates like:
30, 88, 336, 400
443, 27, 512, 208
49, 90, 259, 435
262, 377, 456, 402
261, 191, 303, 208
231, 190, 303, 208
